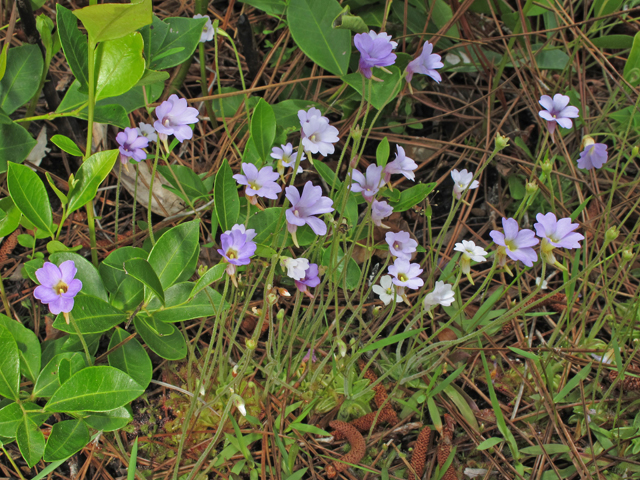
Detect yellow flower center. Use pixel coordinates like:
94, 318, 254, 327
227, 249, 237, 260
505, 240, 517, 251
398, 273, 408, 282
249, 181, 260, 190
55, 281, 68, 295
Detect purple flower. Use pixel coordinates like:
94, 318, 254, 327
217, 224, 257, 278
154, 94, 199, 143
298, 107, 323, 125
578, 142, 608, 170
350, 164, 385, 202
354, 31, 397, 79
285, 181, 334, 245
384, 146, 417, 182
490, 217, 539, 268
295, 263, 321, 297
534, 213, 584, 265
388, 258, 423, 289
406, 41, 444, 83
116, 127, 149, 164
233, 163, 281, 201
451, 169, 479, 200
193, 14, 214, 43
302, 348, 317, 363
371, 200, 393, 227
300, 112, 340, 156
271, 143, 306, 174
34, 261, 82, 315
538, 94, 579, 136
137, 122, 157, 142
281, 256, 310, 281
386, 231, 417, 260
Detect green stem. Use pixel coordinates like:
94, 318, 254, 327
85, 40, 99, 266
147, 146, 161, 245
114, 161, 122, 243
0, 273, 11, 316
198, 43, 218, 129
69, 313, 92, 365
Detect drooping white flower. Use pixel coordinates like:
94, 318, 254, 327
372, 275, 401, 305
454, 240, 488, 283
280, 257, 310, 281
451, 169, 479, 199
423, 281, 455, 311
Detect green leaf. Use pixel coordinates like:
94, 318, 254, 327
147, 283, 227, 322
0, 324, 20, 400
376, 137, 390, 167
390, 183, 436, 212
251, 98, 276, 161
624, 32, 640, 86
315, 161, 342, 189
134, 69, 170, 87
272, 99, 319, 129
43, 420, 90, 461
553, 363, 592, 403
108, 328, 152, 389
192, 264, 226, 297
158, 165, 209, 200
0, 314, 40, 383
95, 32, 145, 102
332, 5, 368, 33
357, 328, 424, 354
34, 352, 85, 398
141, 16, 208, 71
343, 66, 403, 111
0, 44, 44, 115
74, 0, 152, 44
99, 247, 147, 310
239, 0, 286, 16
593, 0, 624, 16
56, 5, 89, 90
0, 198, 22, 237
45, 366, 143, 412
519, 444, 570, 456
0, 402, 22, 437
147, 220, 200, 290
16, 415, 45, 467
288, 0, 351, 76
321, 247, 361, 290
0, 44, 8, 82
50, 252, 108, 302
124, 258, 164, 305
83, 406, 132, 431
52, 294, 127, 334
7, 163, 54, 237
133, 315, 187, 360
0, 117, 37, 169
508, 346, 540, 362
591, 35, 634, 49
68, 150, 119, 214
214, 161, 240, 232
477, 437, 504, 450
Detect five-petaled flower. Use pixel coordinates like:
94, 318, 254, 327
271, 143, 306, 174
34, 261, 82, 317
371, 200, 393, 228
194, 14, 214, 43
422, 281, 455, 312
578, 137, 608, 170
295, 263, 321, 297
451, 169, 479, 200
116, 127, 149, 164
281, 257, 310, 281
233, 163, 281, 203
388, 258, 424, 289
533, 212, 584, 265
218, 224, 257, 283
383, 146, 418, 183
285, 181, 334, 246
298, 108, 340, 156
354, 31, 397, 79
538, 94, 579, 136
372, 275, 402, 305
386, 231, 418, 260
454, 240, 488, 284
490, 217, 539, 269
154, 94, 199, 143
350, 164, 385, 203
137, 122, 158, 143
406, 41, 444, 83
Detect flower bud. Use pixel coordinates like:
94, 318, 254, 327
198, 264, 207, 277
276, 309, 285, 321
541, 160, 553, 175
277, 287, 291, 298
525, 181, 538, 195
633, 146, 639, 158
245, 338, 257, 350
605, 226, 619, 242
622, 248, 634, 262
495, 134, 510, 151
373, 305, 382, 315
425, 203, 432, 219
267, 292, 278, 305
582, 135, 595, 149
336, 338, 347, 357
230, 394, 246, 416
352, 124, 363, 143
232, 364, 239, 378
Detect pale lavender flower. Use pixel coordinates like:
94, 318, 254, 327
354, 30, 397, 78
534, 212, 584, 265
388, 258, 423, 289
386, 231, 417, 260
271, 143, 306, 174
116, 127, 149, 164
383, 146, 417, 182
302, 348, 317, 363
233, 163, 281, 201
454, 240, 487, 283
34, 261, 82, 315
578, 142, 608, 170
280, 256, 310, 281
490, 217, 539, 268
136, 122, 157, 142
218, 224, 257, 278
285, 181, 334, 246
193, 14, 214, 43
406, 41, 444, 83
295, 263, 321, 297
538, 94, 579, 136
451, 169, 479, 200
372, 275, 401, 305
300, 114, 340, 156
350, 164, 385, 202
371, 200, 393, 228
422, 281, 455, 311
154, 94, 199, 142
297, 107, 323, 125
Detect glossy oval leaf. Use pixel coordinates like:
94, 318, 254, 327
43, 419, 90, 461
390, 182, 436, 212
0, 324, 20, 400
251, 98, 276, 161
287, 0, 351, 76
0, 198, 22, 237
50, 134, 83, 157
124, 258, 164, 305
52, 294, 126, 334
73, 0, 152, 44
0, 44, 44, 115
147, 283, 227, 322
108, 328, 152, 389
133, 315, 187, 360
34, 352, 86, 398
142, 16, 208, 71
83, 406, 132, 432
0, 402, 22, 437
0, 118, 37, 170
214, 160, 240, 232
56, 5, 89, 90
68, 150, 118, 214
45, 366, 143, 412
16, 415, 45, 467
191, 264, 226, 297
343, 66, 403, 111
95, 32, 145, 102
147, 220, 200, 289
0, 314, 40, 383
7, 163, 54, 236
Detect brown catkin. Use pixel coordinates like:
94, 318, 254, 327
501, 320, 514, 336
442, 465, 458, 480
358, 359, 390, 408
0, 231, 18, 264
408, 426, 431, 480
326, 420, 366, 478
437, 442, 451, 467
609, 370, 640, 391
334, 407, 398, 440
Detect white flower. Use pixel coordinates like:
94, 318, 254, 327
372, 275, 401, 305
535, 277, 548, 289
271, 143, 306, 173
383, 146, 418, 182
137, 122, 158, 143
230, 393, 246, 416
280, 257, 310, 281
451, 169, 479, 199
454, 240, 488, 281
298, 108, 340, 156
194, 14, 214, 43
423, 281, 455, 310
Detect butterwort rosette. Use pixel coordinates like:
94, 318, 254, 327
154, 94, 199, 143
285, 181, 334, 247
533, 212, 584, 266
490, 217, 539, 272
406, 41, 444, 83
34, 260, 82, 320
116, 127, 149, 164
354, 31, 397, 79
218, 224, 257, 285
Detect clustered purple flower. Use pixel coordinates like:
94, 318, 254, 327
271, 143, 306, 174
578, 138, 608, 170
386, 231, 417, 260
218, 224, 257, 283
193, 14, 214, 43
34, 261, 82, 316
285, 181, 334, 247
371, 200, 393, 228
354, 31, 397, 78
295, 263, 321, 297
490, 217, 539, 268
533, 213, 584, 265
